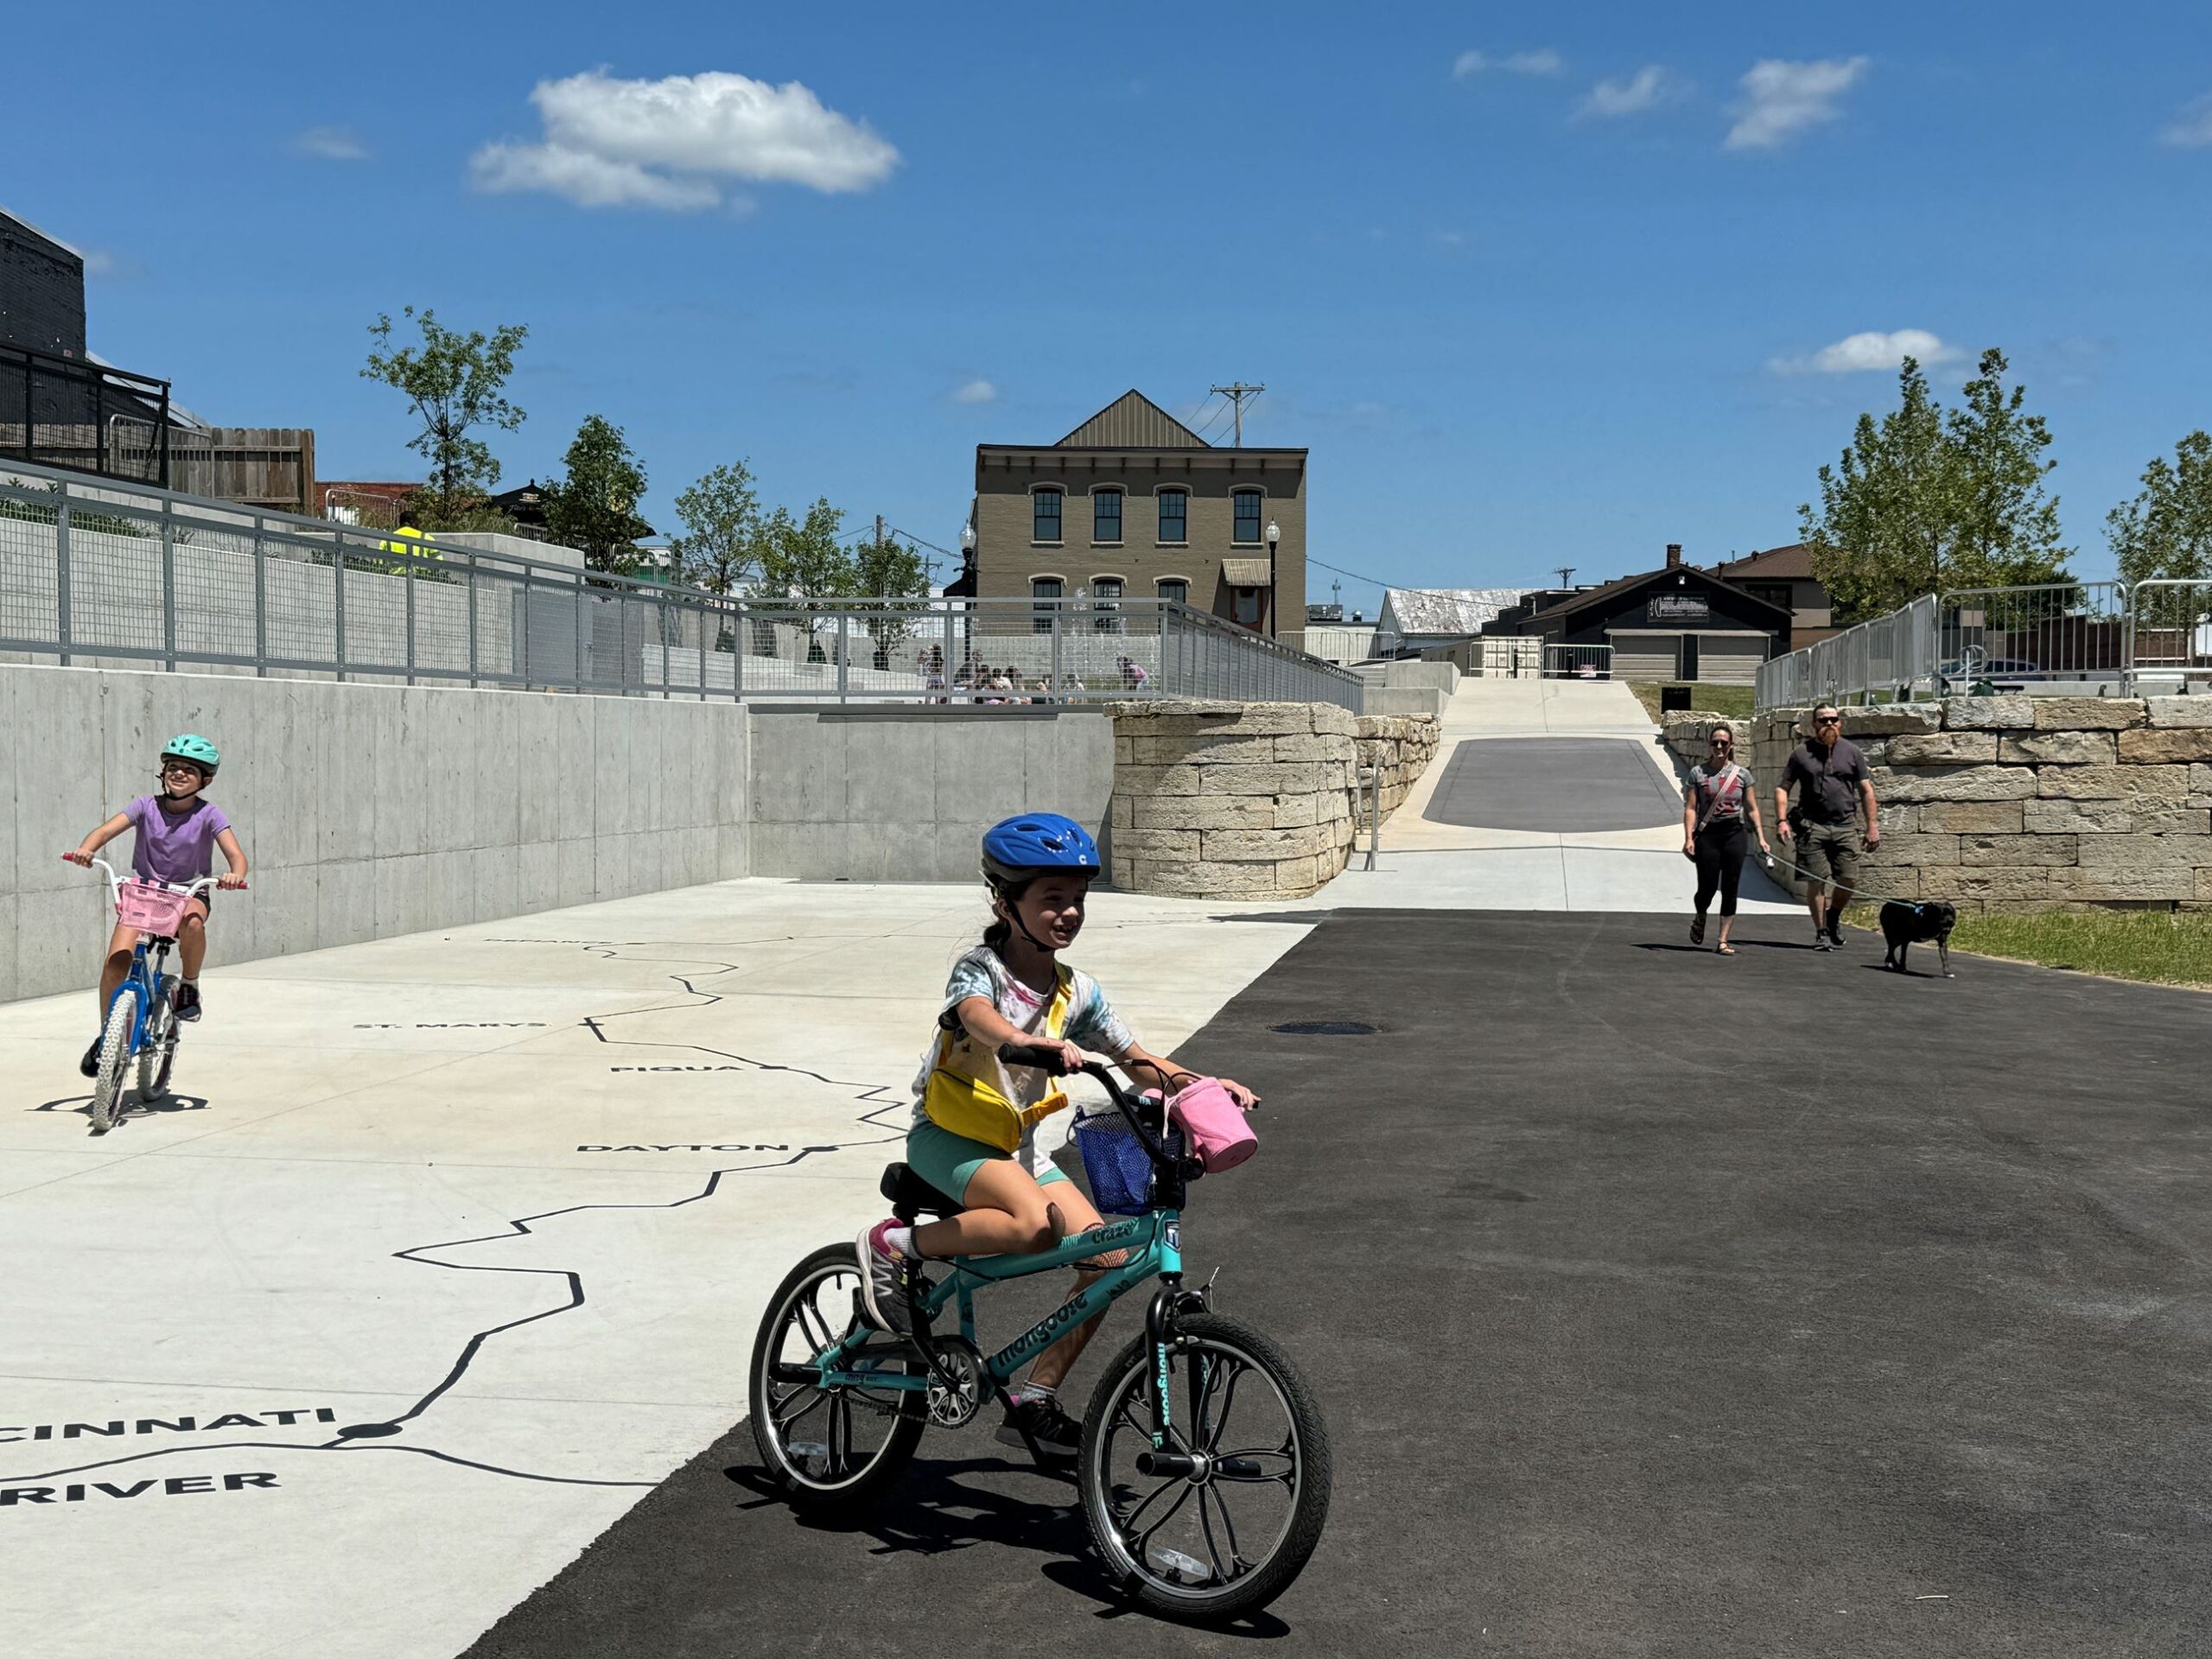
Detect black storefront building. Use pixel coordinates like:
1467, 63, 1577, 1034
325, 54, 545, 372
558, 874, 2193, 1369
1496, 544, 1791, 684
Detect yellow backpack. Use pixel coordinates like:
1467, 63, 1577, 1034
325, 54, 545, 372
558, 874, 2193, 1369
922, 966, 1074, 1152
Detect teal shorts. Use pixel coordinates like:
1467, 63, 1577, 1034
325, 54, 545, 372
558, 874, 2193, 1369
906, 1119, 1071, 1205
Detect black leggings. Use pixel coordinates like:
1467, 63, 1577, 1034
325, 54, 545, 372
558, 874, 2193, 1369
1694, 820, 1747, 918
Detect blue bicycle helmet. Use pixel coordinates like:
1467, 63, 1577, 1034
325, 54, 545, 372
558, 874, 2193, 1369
980, 813, 1101, 886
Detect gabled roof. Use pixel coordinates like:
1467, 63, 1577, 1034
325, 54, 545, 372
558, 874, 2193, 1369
1058, 390, 1211, 449
1714, 543, 1816, 580
1526, 564, 1792, 625
1379, 588, 1527, 636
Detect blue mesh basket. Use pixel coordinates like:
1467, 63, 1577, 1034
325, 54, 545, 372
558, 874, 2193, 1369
1071, 1110, 1184, 1216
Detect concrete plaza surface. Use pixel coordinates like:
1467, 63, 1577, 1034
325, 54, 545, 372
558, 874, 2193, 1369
465, 910, 2212, 1659
0, 879, 1306, 1659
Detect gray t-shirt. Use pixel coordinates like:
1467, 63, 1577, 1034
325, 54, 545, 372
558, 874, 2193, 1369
1781, 739, 1867, 824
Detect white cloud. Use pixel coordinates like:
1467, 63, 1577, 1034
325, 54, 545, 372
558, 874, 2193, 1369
950, 379, 999, 405
1574, 66, 1681, 121
2162, 92, 2212, 147
1453, 48, 1562, 81
292, 125, 369, 162
1726, 56, 1869, 150
1768, 328, 1961, 375
470, 69, 899, 212
80, 250, 118, 276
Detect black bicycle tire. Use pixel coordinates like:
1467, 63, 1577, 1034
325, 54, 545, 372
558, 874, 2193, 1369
136, 979, 174, 1103
747, 1242, 925, 1513
89, 995, 135, 1135
1078, 1311, 1333, 1624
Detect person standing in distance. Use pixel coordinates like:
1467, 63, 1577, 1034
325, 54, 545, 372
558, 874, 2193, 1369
1775, 704, 1880, 950
1682, 723, 1770, 955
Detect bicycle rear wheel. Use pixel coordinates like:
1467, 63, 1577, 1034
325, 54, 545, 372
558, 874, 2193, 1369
748, 1242, 925, 1512
136, 978, 176, 1103
88, 994, 136, 1135
1079, 1311, 1332, 1623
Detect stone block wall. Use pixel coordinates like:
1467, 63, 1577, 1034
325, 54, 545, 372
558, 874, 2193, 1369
1109, 701, 1440, 899
1744, 696, 2212, 912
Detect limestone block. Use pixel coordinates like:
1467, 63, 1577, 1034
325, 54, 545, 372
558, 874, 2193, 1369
1312, 703, 1359, 737
1113, 735, 1135, 764
1866, 764, 2036, 803
2118, 728, 2212, 765
1202, 825, 1326, 861
2199, 868, 2212, 900
2031, 697, 2146, 731
1114, 827, 1201, 859
2074, 834, 2205, 871
1109, 855, 1135, 888
1274, 794, 1320, 828
1875, 804, 1922, 833
1865, 832, 1961, 867
2193, 764, 2212, 806
1114, 699, 1242, 720
1887, 732, 1999, 765
1839, 704, 1942, 735
1135, 794, 1276, 831
1918, 802, 2023, 834
1130, 734, 1278, 766
1214, 703, 1323, 735
1274, 854, 1324, 893
1110, 713, 1243, 741
1920, 867, 2052, 903
1998, 731, 2116, 766
2034, 766, 2188, 803
2147, 696, 2212, 728
1199, 763, 1319, 796
1116, 762, 1201, 798
2024, 798, 2212, 835
2046, 865, 2196, 901
1959, 834, 2077, 868
1942, 696, 2033, 729
1110, 794, 1135, 829
1847, 865, 1921, 900
1128, 858, 1281, 898
1274, 734, 1355, 763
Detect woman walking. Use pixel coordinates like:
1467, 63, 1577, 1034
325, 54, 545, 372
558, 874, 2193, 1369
1682, 723, 1770, 955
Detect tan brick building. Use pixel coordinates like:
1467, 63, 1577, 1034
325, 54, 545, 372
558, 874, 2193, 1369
968, 390, 1306, 636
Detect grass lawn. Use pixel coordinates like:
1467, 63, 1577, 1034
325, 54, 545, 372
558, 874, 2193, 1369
1628, 683, 1756, 723
1843, 905, 2212, 990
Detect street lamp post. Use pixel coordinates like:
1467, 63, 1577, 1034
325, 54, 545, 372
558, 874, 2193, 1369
1265, 519, 1281, 639
957, 523, 976, 683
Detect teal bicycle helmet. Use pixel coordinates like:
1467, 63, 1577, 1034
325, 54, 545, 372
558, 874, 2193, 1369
160, 733, 220, 775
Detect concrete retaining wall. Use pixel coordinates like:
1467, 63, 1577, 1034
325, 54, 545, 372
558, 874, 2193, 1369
1109, 700, 1439, 899
747, 705, 1113, 882
3, 663, 747, 1004
1662, 697, 2212, 912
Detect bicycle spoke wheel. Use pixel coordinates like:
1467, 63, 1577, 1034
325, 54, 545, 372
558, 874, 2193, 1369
87, 995, 137, 1135
1080, 1312, 1332, 1623
136, 982, 175, 1103
748, 1242, 924, 1511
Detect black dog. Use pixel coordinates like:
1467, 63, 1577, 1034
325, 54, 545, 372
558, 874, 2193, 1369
1880, 899, 1957, 977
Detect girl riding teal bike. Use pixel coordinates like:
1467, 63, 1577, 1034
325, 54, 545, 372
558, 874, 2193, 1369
751, 815, 1331, 1621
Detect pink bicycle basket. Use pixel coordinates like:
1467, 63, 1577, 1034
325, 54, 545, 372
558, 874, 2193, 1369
116, 880, 190, 936
1166, 1077, 1257, 1173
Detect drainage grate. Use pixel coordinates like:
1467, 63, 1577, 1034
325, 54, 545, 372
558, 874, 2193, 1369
1270, 1020, 1378, 1036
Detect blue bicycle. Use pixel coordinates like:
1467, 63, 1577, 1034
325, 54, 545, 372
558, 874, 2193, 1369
749, 1044, 1332, 1621
73, 856, 225, 1134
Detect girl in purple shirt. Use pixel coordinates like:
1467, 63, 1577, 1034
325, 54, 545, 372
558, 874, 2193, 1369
67, 734, 248, 1074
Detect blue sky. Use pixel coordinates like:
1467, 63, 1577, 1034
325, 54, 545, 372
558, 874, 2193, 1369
14, 3, 2212, 612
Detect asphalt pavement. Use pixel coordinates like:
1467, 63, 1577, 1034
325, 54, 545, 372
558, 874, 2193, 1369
461, 909, 2212, 1658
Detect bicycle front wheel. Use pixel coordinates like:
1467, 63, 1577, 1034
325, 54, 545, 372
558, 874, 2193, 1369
136, 980, 175, 1103
88, 994, 136, 1134
748, 1242, 925, 1513
1079, 1311, 1332, 1623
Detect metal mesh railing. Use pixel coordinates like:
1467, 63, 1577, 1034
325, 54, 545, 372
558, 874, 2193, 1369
0, 458, 1363, 710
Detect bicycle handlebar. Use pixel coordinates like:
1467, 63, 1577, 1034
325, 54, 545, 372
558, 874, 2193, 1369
996, 1041, 1199, 1181
64, 855, 236, 898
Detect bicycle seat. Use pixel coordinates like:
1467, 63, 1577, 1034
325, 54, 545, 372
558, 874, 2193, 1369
880, 1162, 963, 1218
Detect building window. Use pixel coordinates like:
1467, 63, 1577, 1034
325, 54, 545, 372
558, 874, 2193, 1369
1092, 577, 1123, 632
1033, 488, 1063, 543
1233, 587, 1263, 628
1156, 489, 1187, 543
1093, 489, 1122, 543
1157, 578, 1188, 607
1232, 489, 1263, 544
1032, 575, 1062, 634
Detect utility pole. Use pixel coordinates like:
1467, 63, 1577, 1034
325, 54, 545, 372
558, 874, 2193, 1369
1554, 566, 1575, 589
1208, 382, 1265, 447
875, 513, 885, 547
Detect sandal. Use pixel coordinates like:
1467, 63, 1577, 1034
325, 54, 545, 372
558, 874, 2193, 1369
1689, 914, 1707, 945
1716, 942, 1737, 956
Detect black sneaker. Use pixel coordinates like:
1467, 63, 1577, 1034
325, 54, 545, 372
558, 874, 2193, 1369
80, 1039, 103, 1078
1813, 933, 1836, 952
996, 1395, 1082, 1463
174, 982, 202, 1022
1825, 925, 1846, 949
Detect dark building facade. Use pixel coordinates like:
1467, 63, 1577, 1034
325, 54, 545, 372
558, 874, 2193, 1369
1500, 544, 1791, 683
1, 209, 88, 359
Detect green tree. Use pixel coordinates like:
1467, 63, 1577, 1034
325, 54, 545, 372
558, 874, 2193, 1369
756, 498, 855, 608
543, 415, 652, 574
2108, 430, 2212, 582
850, 531, 935, 654
671, 459, 764, 595
361, 306, 527, 522
1799, 348, 2071, 621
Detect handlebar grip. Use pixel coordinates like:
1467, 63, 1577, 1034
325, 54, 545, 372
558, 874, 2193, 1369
997, 1040, 1072, 1076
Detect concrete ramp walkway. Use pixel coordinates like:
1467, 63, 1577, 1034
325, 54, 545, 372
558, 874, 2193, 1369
1313, 677, 1800, 913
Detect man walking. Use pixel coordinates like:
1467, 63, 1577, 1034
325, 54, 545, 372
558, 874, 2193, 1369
1775, 704, 1880, 951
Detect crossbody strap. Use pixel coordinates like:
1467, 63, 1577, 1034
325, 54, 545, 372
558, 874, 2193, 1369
1694, 764, 1744, 833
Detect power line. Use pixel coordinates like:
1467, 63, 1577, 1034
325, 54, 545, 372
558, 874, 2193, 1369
1207, 381, 1265, 447
1307, 554, 1411, 592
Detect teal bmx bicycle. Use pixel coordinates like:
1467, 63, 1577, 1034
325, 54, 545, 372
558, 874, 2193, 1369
748, 1043, 1332, 1621
72, 855, 231, 1134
